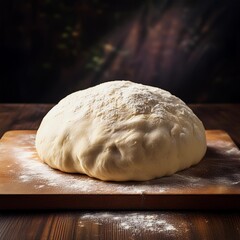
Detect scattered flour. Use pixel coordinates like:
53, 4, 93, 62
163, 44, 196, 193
79, 212, 179, 236
11, 146, 169, 193
8, 142, 172, 193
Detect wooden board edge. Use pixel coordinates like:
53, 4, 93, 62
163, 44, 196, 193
0, 194, 239, 211
0, 130, 37, 140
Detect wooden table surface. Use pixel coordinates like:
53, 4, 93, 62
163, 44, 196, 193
0, 103, 240, 240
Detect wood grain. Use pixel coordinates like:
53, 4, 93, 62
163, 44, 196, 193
0, 130, 239, 210
0, 211, 240, 240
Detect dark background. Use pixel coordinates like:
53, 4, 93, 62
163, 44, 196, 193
1, 0, 240, 103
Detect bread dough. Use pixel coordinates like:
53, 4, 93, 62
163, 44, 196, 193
36, 80, 206, 181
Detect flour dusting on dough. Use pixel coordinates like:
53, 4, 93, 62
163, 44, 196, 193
36, 80, 206, 181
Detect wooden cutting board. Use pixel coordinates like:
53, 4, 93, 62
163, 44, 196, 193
0, 130, 240, 210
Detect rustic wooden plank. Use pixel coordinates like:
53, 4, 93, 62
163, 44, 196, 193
0, 211, 240, 240
0, 104, 53, 137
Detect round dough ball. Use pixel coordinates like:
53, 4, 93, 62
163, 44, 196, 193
35, 80, 206, 181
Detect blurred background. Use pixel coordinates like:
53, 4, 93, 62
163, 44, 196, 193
1, 0, 239, 103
